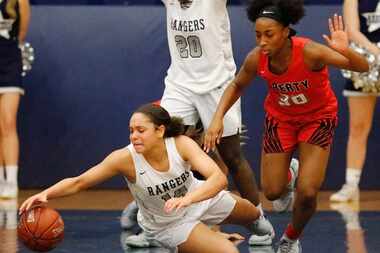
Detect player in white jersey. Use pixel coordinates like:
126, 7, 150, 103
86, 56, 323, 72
122, 0, 275, 246
19, 104, 273, 253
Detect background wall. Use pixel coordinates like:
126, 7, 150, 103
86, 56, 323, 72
19, 4, 380, 189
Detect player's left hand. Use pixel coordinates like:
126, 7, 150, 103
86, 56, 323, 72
323, 14, 349, 54
164, 196, 192, 213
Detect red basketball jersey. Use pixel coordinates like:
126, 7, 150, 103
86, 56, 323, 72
257, 36, 338, 121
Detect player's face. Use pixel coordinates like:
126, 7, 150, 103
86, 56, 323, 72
255, 18, 289, 56
129, 113, 164, 153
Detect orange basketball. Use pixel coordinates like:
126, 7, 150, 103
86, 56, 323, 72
18, 206, 64, 252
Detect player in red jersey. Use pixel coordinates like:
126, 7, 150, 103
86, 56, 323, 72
203, 0, 369, 252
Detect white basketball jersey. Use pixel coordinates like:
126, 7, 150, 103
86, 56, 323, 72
125, 137, 201, 230
162, 0, 236, 94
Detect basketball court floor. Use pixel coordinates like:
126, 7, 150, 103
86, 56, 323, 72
1, 190, 379, 253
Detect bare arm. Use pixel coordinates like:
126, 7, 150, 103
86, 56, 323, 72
343, 0, 380, 55
164, 136, 228, 212
203, 48, 260, 152
18, 0, 30, 43
19, 148, 134, 212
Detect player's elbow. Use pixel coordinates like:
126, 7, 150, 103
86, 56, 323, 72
219, 173, 228, 190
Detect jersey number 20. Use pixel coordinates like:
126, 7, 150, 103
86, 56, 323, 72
175, 35, 202, 58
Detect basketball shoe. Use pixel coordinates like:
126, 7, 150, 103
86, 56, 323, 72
273, 158, 299, 212
125, 231, 160, 248
330, 184, 359, 202
120, 201, 138, 229
249, 215, 275, 246
276, 235, 302, 253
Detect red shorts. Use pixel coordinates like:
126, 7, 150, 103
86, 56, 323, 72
262, 114, 338, 153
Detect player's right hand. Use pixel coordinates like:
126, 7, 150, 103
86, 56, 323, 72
19, 192, 48, 214
203, 117, 224, 153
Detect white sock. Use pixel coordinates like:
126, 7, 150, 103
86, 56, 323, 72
0, 166, 4, 181
256, 203, 264, 216
345, 212, 362, 230
346, 168, 361, 188
5, 165, 18, 186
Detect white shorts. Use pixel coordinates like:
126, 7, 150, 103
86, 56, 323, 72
161, 83, 242, 137
143, 190, 236, 250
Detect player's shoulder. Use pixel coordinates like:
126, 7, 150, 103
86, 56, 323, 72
173, 135, 199, 159
108, 147, 133, 165
174, 135, 196, 147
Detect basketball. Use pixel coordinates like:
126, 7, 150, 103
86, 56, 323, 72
17, 206, 65, 252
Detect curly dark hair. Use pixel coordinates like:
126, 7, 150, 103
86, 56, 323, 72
246, 0, 305, 25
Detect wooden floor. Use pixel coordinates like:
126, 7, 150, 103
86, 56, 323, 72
16, 190, 380, 211
2, 190, 380, 253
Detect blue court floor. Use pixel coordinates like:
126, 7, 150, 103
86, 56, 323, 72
2, 205, 380, 253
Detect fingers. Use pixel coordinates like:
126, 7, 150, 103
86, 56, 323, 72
164, 198, 181, 213
229, 233, 245, 241
322, 34, 331, 44
19, 196, 47, 215
328, 17, 334, 33
338, 14, 344, 31
203, 132, 216, 153
329, 14, 344, 32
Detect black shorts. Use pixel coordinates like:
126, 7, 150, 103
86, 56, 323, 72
0, 38, 23, 93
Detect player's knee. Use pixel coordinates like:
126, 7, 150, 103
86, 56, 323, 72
0, 116, 16, 136
297, 188, 318, 207
263, 187, 284, 201
349, 122, 371, 139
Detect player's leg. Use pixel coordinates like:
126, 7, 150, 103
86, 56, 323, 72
276, 142, 329, 253
197, 89, 274, 245
178, 222, 239, 253
0, 93, 20, 199
331, 96, 376, 202
277, 117, 336, 253
261, 115, 299, 212
221, 193, 274, 236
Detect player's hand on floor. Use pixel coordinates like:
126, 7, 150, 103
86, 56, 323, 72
217, 231, 245, 241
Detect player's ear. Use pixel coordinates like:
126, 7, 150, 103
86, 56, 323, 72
284, 26, 290, 38
156, 125, 165, 138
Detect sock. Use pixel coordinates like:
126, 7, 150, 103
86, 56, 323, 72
287, 169, 292, 185
284, 223, 302, 240
346, 168, 361, 188
346, 214, 362, 230
5, 165, 18, 186
256, 203, 264, 216
0, 165, 4, 181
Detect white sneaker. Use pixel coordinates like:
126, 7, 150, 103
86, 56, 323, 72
276, 236, 302, 253
249, 215, 275, 246
120, 201, 138, 229
0, 182, 18, 199
125, 231, 159, 248
273, 158, 299, 212
249, 245, 275, 253
330, 184, 359, 202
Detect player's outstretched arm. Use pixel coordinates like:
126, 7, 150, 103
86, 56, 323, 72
19, 148, 133, 213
